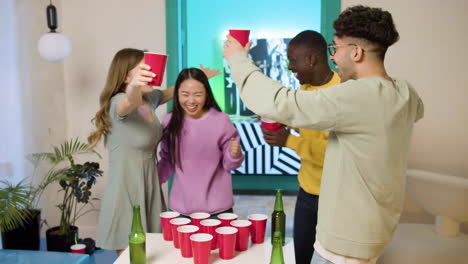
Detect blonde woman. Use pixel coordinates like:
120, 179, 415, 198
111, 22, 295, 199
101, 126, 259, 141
88, 48, 219, 255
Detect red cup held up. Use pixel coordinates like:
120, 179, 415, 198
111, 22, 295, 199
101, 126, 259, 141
143, 52, 168, 87
229, 29, 250, 47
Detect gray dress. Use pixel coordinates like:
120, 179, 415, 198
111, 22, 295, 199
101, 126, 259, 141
96, 90, 165, 250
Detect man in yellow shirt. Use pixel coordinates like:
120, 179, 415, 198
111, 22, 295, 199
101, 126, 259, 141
262, 30, 340, 264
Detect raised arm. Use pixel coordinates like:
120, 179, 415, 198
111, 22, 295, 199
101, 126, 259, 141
117, 63, 155, 116
223, 35, 340, 131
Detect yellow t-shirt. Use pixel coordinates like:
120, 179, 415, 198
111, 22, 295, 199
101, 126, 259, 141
285, 72, 341, 195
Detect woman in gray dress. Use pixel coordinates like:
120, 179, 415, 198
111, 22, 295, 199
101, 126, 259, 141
87, 48, 219, 255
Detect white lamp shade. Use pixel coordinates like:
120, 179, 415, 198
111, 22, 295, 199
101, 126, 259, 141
38, 32, 71, 62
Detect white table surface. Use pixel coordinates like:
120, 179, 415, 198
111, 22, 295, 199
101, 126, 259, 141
114, 233, 295, 264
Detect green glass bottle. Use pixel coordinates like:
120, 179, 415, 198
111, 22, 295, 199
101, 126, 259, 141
270, 231, 285, 264
129, 205, 146, 264
271, 189, 286, 246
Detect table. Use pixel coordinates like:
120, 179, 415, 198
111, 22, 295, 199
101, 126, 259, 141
0, 249, 90, 264
115, 233, 295, 264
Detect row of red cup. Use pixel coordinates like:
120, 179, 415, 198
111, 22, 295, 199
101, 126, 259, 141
160, 211, 268, 263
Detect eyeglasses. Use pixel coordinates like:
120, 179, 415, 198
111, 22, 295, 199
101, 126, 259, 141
327, 43, 361, 56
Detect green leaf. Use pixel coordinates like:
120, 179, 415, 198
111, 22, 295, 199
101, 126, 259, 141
22, 138, 102, 234
0, 180, 33, 232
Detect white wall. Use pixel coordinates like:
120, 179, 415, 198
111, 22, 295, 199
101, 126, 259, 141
0, 0, 22, 183
15, 0, 68, 160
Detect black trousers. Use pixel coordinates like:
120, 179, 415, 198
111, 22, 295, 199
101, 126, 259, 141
294, 188, 319, 264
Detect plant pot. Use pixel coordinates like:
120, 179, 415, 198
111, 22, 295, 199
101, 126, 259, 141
46, 225, 78, 252
1, 209, 41, 250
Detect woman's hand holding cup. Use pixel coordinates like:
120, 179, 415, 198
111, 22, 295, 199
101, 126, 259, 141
126, 63, 156, 95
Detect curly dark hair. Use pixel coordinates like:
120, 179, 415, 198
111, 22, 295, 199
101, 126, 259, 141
333, 5, 399, 59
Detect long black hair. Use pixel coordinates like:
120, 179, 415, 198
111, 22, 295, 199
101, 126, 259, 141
162, 68, 221, 170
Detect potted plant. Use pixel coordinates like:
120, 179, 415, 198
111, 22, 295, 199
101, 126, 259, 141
0, 150, 62, 250
0, 179, 41, 250
38, 138, 103, 252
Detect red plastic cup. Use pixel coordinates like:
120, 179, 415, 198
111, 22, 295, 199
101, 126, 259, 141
177, 225, 199, 258
261, 117, 282, 131
160, 211, 180, 241
216, 226, 237, 260
143, 52, 168, 86
200, 219, 221, 250
229, 29, 250, 47
190, 212, 211, 229
190, 233, 213, 264
217, 213, 238, 227
170, 217, 191, 248
230, 220, 251, 251
70, 244, 86, 254
247, 213, 268, 244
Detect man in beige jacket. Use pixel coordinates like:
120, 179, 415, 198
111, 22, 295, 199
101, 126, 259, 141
223, 5, 424, 264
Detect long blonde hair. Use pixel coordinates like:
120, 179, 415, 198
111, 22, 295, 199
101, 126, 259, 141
87, 48, 144, 150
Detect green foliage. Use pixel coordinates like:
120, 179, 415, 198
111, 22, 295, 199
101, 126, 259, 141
36, 138, 103, 235
0, 138, 102, 234
0, 179, 33, 232
56, 160, 103, 235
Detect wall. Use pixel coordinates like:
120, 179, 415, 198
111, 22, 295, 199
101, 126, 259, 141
0, 0, 22, 183
1, 0, 67, 183
0, 0, 68, 233
15, 0, 68, 166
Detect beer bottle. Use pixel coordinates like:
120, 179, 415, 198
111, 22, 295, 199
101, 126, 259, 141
271, 189, 286, 245
270, 231, 285, 264
129, 205, 146, 264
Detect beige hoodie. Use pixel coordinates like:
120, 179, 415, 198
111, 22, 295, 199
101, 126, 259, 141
228, 52, 424, 259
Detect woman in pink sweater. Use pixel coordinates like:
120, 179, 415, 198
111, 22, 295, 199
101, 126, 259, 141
157, 68, 244, 217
